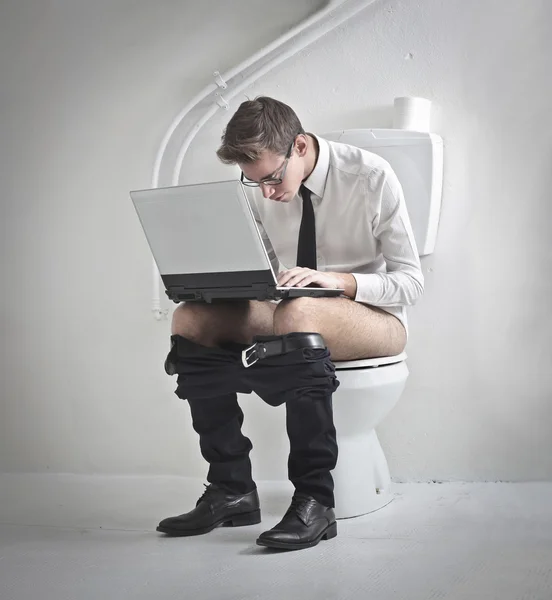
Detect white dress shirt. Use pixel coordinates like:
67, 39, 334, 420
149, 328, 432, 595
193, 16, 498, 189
247, 134, 424, 332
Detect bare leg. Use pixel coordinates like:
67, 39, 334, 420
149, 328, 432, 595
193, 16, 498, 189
171, 300, 277, 347
273, 297, 406, 361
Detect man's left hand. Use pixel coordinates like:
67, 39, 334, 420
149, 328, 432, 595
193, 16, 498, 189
277, 268, 357, 299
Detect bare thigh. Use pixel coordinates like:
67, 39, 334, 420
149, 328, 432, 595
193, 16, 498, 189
273, 297, 407, 361
171, 300, 276, 347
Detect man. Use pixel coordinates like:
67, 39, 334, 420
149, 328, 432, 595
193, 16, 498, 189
157, 96, 423, 550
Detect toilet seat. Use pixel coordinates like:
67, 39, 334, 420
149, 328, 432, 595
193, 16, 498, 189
334, 351, 407, 370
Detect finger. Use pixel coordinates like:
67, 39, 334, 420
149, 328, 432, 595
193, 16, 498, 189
299, 274, 337, 288
283, 274, 308, 287
288, 274, 318, 288
278, 268, 300, 283
279, 268, 310, 286
278, 273, 295, 286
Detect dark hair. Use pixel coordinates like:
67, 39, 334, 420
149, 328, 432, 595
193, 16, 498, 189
216, 96, 305, 165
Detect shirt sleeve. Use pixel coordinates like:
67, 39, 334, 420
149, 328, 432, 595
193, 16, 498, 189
352, 168, 424, 307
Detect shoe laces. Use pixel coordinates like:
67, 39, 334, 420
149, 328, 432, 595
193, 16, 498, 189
285, 492, 313, 517
197, 483, 219, 504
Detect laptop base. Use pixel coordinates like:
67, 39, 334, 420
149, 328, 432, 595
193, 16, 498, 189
163, 269, 343, 304
165, 286, 343, 304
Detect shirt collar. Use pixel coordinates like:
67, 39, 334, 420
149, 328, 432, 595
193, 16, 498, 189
302, 134, 330, 199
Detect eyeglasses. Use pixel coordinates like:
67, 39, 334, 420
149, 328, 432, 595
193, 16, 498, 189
240, 137, 296, 188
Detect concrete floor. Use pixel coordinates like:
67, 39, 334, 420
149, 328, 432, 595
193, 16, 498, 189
1, 479, 551, 600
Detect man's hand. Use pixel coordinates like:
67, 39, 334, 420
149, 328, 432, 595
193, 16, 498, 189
277, 268, 357, 299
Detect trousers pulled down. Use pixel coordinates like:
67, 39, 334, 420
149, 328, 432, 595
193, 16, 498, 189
164, 333, 340, 508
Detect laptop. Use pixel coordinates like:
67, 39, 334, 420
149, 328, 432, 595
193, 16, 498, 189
129, 180, 344, 303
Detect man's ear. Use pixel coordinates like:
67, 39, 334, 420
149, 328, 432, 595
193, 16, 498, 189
294, 134, 309, 158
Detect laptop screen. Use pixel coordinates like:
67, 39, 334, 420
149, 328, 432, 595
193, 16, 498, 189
130, 180, 271, 276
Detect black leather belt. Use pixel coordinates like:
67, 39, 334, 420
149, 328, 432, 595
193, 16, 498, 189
242, 333, 325, 368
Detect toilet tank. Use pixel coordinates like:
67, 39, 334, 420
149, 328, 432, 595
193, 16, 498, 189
321, 129, 443, 256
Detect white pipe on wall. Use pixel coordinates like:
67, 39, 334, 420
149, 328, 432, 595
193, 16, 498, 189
172, 0, 379, 186
151, 0, 346, 190
151, 0, 377, 319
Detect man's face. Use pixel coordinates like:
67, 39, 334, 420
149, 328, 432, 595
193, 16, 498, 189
239, 140, 304, 203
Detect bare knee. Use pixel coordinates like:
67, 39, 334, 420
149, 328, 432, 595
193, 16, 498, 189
171, 302, 216, 344
171, 300, 275, 346
273, 298, 321, 336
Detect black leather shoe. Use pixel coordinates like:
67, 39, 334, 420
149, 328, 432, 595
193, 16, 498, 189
256, 492, 337, 550
157, 484, 261, 536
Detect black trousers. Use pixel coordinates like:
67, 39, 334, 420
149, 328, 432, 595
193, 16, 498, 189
164, 334, 340, 508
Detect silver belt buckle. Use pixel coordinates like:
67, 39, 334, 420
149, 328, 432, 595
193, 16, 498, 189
241, 343, 259, 368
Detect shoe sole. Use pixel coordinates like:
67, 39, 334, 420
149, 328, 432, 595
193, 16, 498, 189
255, 521, 337, 550
156, 508, 261, 537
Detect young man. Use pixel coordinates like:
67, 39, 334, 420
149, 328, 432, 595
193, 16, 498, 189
157, 97, 424, 550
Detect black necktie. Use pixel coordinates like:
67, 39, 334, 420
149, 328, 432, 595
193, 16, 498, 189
296, 184, 317, 270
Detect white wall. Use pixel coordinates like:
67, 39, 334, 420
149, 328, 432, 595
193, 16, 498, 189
1, 0, 551, 483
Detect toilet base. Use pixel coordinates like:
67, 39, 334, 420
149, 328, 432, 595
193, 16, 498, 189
333, 429, 394, 519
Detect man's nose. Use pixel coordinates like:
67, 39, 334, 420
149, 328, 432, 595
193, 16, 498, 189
261, 183, 276, 199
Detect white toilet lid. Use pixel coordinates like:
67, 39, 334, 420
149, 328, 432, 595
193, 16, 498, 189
334, 351, 407, 370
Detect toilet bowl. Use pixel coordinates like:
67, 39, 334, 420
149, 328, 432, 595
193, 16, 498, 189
331, 352, 409, 519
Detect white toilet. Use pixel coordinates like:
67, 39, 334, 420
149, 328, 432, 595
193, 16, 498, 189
331, 353, 409, 519
322, 128, 444, 519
